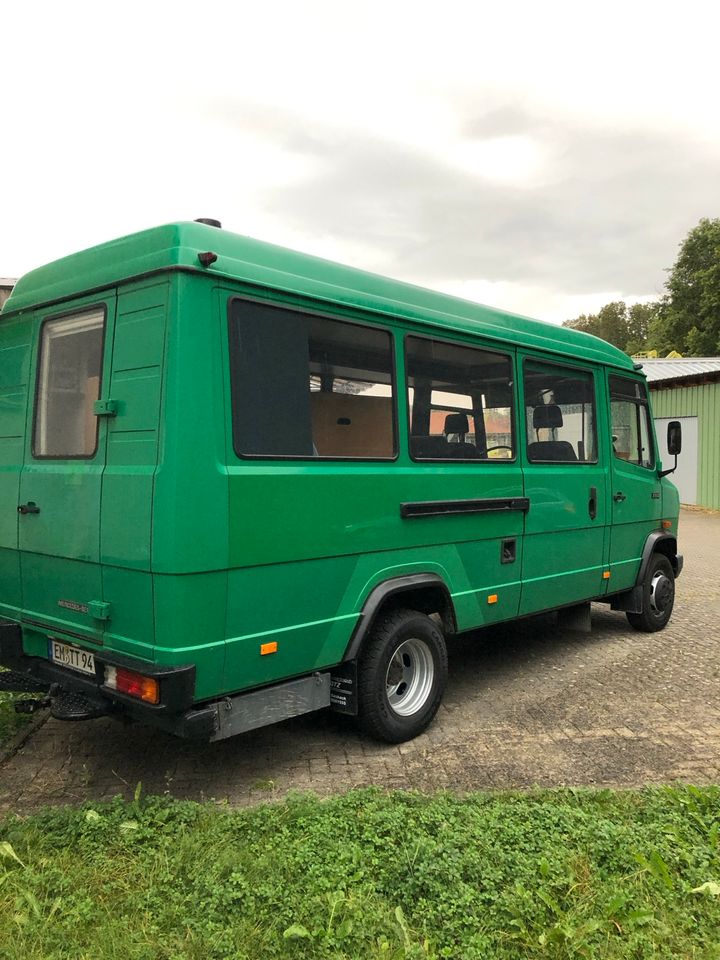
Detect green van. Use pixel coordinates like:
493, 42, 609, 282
0, 221, 683, 743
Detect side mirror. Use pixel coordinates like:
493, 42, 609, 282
659, 420, 681, 477
667, 420, 682, 456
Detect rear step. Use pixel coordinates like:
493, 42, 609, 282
50, 689, 108, 721
9, 680, 109, 721
0, 670, 50, 694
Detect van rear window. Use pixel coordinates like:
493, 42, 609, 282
228, 299, 396, 460
33, 309, 105, 459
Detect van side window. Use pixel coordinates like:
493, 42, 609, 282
609, 376, 654, 468
523, 361, 597, 463
33, 309, 105, 459
229, 299, 395, 459
405, 336, 514, 461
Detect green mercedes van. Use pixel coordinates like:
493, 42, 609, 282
0, 220, 682, 743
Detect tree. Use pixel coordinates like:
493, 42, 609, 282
564, 217, 720, 356
625, 302, 659, 355
563, 300, 658, 354
648, 217, 720, 356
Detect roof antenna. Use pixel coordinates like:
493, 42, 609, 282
195, 218, 222, 228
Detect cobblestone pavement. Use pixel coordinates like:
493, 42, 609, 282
1, 508, 719, 813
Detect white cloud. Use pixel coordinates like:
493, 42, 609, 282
2, 0, 719, 321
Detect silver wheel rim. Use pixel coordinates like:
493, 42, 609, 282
385, 637, 435, 717
649, 571, 673, 615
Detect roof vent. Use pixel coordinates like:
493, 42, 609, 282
195, 218, 222, 228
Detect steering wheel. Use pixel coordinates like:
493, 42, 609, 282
485, 445, 513, 455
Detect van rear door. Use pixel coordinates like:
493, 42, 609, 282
0, 310, 33, 622
18, 296, 115, 640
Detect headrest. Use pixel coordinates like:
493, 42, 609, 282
532, 404, 563, 429
444, 413, 469, 435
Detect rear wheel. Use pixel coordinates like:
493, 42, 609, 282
626, 553, 675, 632
357, 608, 447, 743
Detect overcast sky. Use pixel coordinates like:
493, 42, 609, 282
3, 1, 719, 322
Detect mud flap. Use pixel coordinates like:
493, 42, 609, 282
330, 660, 358, 715
609, 586, 643, 614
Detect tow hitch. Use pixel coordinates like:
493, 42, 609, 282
14, 696, 52, 714
1, 669, 52, 715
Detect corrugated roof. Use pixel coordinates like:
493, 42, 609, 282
641, 358, 720, 383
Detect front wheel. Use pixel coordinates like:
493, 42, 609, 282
626, 553, 675, 632
357, 608, 448, 743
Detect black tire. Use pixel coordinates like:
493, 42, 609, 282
626, 553, 675, 632
357, 607, 448, 743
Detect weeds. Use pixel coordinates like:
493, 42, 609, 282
0, 676, 33, 748
0, 786, 719, 958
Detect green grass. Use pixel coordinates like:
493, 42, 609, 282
1, 786, 720, 959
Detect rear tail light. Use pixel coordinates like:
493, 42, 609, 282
105, 665, 160, 704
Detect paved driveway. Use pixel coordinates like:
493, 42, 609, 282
1, 508, 718, 813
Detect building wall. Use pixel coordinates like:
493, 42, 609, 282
651, 381, 720, 510
0, 286, 14, 311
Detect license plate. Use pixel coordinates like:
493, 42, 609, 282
48, 640, 96, 676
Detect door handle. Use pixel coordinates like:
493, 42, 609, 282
588, 486, 597, 520
17, 502, 40, 515
613, 491, 626, 503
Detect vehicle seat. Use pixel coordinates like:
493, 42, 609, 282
411, 435, 451, 459
527, 440, 578, 462
443, 413, 481, 459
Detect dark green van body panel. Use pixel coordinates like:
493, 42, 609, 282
0, 222, 681, 719
0, 310, 32, 622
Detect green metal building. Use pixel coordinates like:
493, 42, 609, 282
645, 358, 720, 510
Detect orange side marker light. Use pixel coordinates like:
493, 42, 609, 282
603, 571, 611, 580
487, 594, 498, 605
260, 641, 278, 656
662, 519, 672, 530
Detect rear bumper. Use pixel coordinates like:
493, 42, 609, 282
0, 618, 334, 742
0, 618, 201, 729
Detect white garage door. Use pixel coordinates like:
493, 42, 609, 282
654, 416, 698, 504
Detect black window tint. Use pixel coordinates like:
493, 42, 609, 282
406, 337, 514, 461
33, 309, 105, 458
609, 376, 654, 468
524, 361, 597, 463
229, 299, 395, 459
